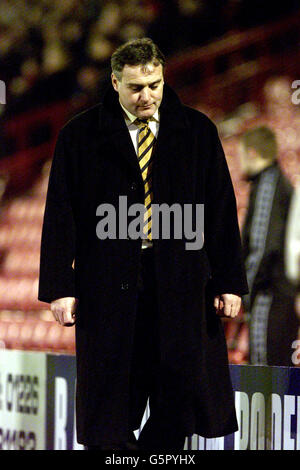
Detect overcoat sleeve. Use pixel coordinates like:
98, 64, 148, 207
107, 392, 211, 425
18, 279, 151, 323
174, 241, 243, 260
38, 128, 76, 303
204, 124, 248, 296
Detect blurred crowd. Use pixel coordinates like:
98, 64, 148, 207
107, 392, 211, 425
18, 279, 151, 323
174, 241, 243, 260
1, 0, 299, 119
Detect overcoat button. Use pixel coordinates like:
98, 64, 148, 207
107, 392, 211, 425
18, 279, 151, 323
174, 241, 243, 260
130, 182, 137, 190
121, 282, 129, 290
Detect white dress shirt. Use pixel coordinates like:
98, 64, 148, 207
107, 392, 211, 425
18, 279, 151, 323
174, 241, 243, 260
120, 103, 160, 153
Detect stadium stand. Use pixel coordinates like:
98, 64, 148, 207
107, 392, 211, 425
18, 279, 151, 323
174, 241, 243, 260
0, 159, 76, 353
0, 6, 300, 360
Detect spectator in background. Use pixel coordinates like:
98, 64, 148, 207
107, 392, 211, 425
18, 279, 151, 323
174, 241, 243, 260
70, 63, 110, 114
146, 0, 228, 56
239, 125, 299, 366
1, 0, 300, 122
232, 0, 300, 30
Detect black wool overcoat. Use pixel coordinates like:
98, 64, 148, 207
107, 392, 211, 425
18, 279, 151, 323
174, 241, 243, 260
38, 84, 248, 445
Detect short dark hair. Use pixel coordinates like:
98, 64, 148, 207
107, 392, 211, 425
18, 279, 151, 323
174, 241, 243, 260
241, 126, 278, 161
111, 38, 165, 80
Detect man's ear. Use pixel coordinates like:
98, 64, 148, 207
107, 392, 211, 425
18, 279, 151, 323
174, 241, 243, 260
111, 73, 119, 92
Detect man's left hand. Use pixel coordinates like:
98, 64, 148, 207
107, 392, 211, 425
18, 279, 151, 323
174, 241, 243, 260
214, 293, 241, 318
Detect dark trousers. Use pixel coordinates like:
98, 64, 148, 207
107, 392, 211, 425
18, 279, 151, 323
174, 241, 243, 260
87, 248, 186, 451
130, 247, 186, 451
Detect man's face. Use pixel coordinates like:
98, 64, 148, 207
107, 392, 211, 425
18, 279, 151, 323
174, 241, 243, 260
238, 143, 267, 177
111, 62, 164, 119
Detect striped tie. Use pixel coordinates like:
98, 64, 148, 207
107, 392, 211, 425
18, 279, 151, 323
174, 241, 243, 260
135, 119, 156, 240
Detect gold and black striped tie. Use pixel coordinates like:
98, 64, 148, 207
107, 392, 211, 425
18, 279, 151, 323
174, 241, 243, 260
135, 119, 156, 240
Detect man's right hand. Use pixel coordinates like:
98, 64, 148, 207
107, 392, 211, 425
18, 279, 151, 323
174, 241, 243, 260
50, 297, 78, 326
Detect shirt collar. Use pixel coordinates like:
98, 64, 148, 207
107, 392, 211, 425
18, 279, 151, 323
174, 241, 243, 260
120, 101, 160, 124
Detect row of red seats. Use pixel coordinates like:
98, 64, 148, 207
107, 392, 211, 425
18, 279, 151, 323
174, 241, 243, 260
0, 248, 41, 276
0, 161, 74, 354
0, 277, 40, 310
0, 165, 47, 313
0, 310, 75, 353
3, 197, 46, 222
0, 222, 42, 249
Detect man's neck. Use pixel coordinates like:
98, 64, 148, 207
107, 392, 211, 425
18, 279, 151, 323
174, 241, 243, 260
119, 101, 159, 123
245, 161, 277, 181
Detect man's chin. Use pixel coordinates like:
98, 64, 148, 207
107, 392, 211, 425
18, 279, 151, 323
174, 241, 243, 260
136, 106, 155, 118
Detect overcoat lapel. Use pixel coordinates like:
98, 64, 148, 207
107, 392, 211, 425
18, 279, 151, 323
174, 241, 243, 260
99, 87, 142, 177
153, 84, 189, 166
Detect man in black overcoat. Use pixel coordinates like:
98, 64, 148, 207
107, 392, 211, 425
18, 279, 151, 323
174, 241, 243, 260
38, 38, 248, 450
